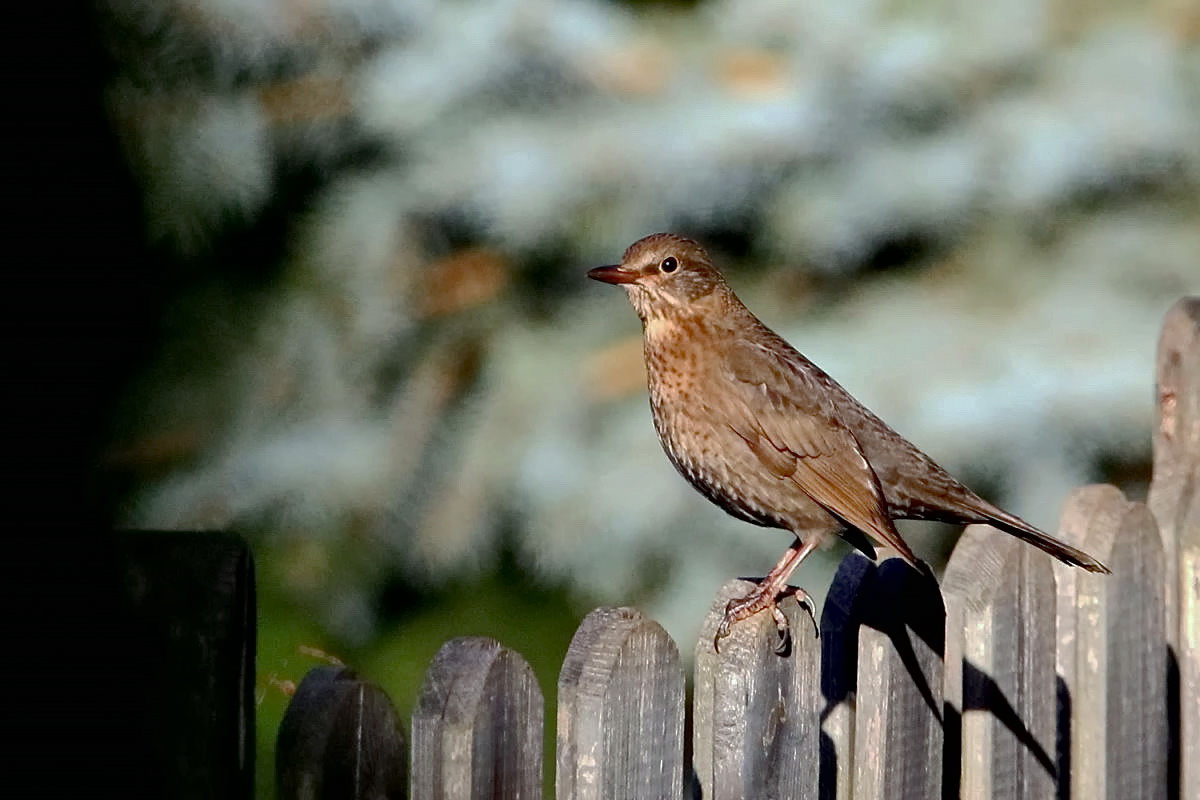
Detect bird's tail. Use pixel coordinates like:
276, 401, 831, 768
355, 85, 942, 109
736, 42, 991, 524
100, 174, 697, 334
976, 504, 1111, 574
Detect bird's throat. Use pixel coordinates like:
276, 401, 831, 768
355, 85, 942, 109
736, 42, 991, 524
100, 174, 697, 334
643, 315, 683, 339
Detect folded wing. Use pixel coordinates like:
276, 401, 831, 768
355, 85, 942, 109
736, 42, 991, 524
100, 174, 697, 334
725, 339, 918, 566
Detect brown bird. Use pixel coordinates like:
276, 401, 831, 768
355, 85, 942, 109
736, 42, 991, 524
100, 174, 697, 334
588, 233, 1110, 652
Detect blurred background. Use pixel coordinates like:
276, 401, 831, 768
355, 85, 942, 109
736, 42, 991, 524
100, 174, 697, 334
41, 0, 1200, 794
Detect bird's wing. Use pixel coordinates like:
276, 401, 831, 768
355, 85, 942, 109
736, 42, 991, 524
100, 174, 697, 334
725, 338, 918, 565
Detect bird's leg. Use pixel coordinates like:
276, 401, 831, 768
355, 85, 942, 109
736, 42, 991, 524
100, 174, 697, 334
715, 536, 821, 655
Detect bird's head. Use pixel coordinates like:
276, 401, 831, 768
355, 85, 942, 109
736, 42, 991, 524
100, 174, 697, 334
587, 233, 728, 321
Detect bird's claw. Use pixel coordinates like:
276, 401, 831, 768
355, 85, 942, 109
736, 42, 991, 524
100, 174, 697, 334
778, 585, 819, 640
713, 594, 759, 654
769, 604, 792, 656
712, 584, 818, 655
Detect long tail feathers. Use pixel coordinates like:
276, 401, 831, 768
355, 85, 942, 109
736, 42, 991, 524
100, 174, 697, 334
980, 506, 1111, 574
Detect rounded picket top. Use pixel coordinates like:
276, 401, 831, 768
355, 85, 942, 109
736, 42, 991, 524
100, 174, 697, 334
276, 665, 407, 800
693, 579, 821, 800
411, 636, 543, 799
557, 607, 684, 800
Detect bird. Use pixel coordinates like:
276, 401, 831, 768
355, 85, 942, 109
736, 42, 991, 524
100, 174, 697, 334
588, 232, 1110, 653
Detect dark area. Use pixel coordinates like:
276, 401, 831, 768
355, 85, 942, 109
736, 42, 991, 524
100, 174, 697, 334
414, 206, 489, 257
14, 5, 163, 526
513, 237, 595, 319
8, 4, 171, 797
673, 219, 758, 267
819, 555, 946, 796
819, 553, 876, 710
1056, 675, 1072, 800
1168, 649, 1180, 800
858, 230, 948, 276
277, 666, 407, 800
98, 5, 319, 91
196, 139, 394, 289
962, 659, 1056, 776
117, 532, 257, 800
943, 700, 961, 800
800, 227, 960, 309
377, 521, 571, 625
1094, 450, 1153, 503
864, 559, 946, 720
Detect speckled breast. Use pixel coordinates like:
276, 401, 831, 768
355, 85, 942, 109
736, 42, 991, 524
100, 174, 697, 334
641, 317, 798, 531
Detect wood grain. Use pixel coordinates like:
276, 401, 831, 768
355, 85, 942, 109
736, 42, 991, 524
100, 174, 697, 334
693, 578, 821, 799
1055, 487, 1167, 799
556, 607, 685, 800
944, 524, 1058, 799
411, 636, 543, 799
821, 555, 944, 800
276, 665, 408, 800
1146, 296, 1200, 800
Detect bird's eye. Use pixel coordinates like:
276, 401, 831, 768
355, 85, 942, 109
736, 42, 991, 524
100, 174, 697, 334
660, 256, 678, 273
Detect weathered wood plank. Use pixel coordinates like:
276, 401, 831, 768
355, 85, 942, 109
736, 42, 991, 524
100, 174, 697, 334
693, 578, 821, 800
276, 665, 408, 800
556, 606, 684, 800
820, 553, 879, 800
117, 531, 256, 800
411, 636, 543, 800
943, 524, 1058, 799
838, 555, 944, 800
1054, 486, 1168, 800
1147, 296, 1200, 800
1052, 482, 1126, 797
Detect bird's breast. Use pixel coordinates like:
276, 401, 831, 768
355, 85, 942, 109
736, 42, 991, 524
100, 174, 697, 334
641, 321, 796, 529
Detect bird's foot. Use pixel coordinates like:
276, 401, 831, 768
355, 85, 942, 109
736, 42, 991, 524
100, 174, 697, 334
713, 584, 818, 656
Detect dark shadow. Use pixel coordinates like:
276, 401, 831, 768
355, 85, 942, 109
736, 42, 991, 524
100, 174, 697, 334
818, 730, 838, 800
1056, 675, 1072, 800
820, 554, 876, 712
10, 9, 178, 799
685, 764, 703, 800
943, 700, 961, 800
961, 659, 1056, 776
820, 555, 946, 713
118, 532, 258, 800
860, 559, 945, 723
1168, 646, 1180, 800
819, 554, 876, 799
819, 555, 944, 795
683, 678, 700, 799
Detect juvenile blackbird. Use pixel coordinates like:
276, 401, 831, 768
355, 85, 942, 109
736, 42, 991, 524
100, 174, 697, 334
588, 233, 1110, 651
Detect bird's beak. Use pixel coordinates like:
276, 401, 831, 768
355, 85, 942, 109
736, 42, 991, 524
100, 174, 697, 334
587, 265, 639, 285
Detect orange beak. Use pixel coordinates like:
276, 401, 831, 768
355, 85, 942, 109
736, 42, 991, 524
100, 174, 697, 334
587, 265, 639, 285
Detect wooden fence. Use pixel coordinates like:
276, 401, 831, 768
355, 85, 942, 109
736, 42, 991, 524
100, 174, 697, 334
107, 298, 1197, 798
271, 297, 1199, 799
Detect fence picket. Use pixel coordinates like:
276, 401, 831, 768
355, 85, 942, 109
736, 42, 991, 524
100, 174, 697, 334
1055, 487, 1168, 799
818, 553, 879, 799
411, 637, 543, 799
847, 556, 945, 800
1147, 296, 1200, 800
693, 578, 821, 799
117, 531, 257, 800
276, 665, 408, 800
556, 606, 684, 800
943, 525, 1058, 799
